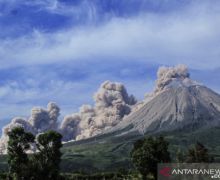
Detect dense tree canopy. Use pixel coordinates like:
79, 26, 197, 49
131, 136, 170, 180
7, 127, 35, 180
7, 127, 63, 180
186, 142, 213, 163
34, 131, 63, 180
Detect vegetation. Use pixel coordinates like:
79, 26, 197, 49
7, 127, 35, 179
131, 136, 170, 180
7, 127, 63, 180
175, 148, 185, 163
0, 127, 219, 179
33, 131, 63, 179
186, 141, 213, 163
59, 127, 220, 173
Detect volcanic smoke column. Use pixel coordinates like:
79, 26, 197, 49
60, 81, 137, 141
0, 102, 60, 153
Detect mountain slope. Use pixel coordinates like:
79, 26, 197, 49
111, 85, 220, 135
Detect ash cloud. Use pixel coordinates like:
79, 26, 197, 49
0, 117, 36, 153
155, 64, 190, 93
61, 81, 137, 141
29, 102, 60, 133
0, 81, 137, 151
0, 66, 197, 153
134, 65, 198, 112
0, 102, 60, 153
60, 114, 81, 141
3, 118, 36, 136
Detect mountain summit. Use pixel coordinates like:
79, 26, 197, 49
109, 65, 220, 135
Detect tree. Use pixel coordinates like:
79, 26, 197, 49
186, 142, 213, 163
131, 136, 170, 180
7, 127, 35, 180
176, 148, 185, 163
34, 130, 63, 180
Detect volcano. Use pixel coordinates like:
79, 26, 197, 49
59, 66, 220, 172
112, 85, 220, 135
107, 65, 220, 135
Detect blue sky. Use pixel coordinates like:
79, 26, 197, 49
0, 0, 220, 128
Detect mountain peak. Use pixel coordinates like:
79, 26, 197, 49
155, 64, 200, 93
106, 65, 220, 136
141, 65, 201, 106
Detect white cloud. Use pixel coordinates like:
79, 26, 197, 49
0, 1, 219, 69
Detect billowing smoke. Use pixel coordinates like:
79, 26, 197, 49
29, 102, 60, 133
0, 117, 36, 153
94, 81, 136, 108
0, 102, 60, 153
0, 66, 195, 152
93, 81, 136, 127
135, 65, 197, 111
155, 64, 190, 93
61, 81, 137, 141
60, 114, 81, 141
3, 118, 36, 136
0, 81, 137, 151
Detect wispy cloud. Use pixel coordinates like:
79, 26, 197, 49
0, 0, 220, 69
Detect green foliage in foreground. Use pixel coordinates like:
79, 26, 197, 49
61, 172, 141, 180
7, 127, 35, 179
0, 172, 144, 180
7, 127, 63, 180
33, 131, 63, 179
60, 127, 220, 173
0, 127, 220, 179
186, 142, 214, 163
131, 136, 170, 180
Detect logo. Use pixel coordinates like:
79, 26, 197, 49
158, 164, 220, 180
160, 167, 171, 177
